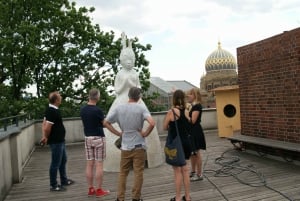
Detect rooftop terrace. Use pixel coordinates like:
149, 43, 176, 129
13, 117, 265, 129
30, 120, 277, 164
4, 130, 300, 201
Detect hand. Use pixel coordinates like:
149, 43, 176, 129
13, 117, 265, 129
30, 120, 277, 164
138, 129, 145, 138
40, 137, 47, 146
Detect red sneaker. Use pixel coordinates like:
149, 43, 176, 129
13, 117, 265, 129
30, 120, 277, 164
96, 188, 110, 197
88, 187, 95, 196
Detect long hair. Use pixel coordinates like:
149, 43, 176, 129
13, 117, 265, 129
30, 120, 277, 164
172, 89, 186, 109
189, 88, 202, 104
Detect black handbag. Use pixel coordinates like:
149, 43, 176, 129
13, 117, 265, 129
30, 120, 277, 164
164, 109, 186, 166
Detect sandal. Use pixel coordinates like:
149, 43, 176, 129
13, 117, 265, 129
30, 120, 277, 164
62, 179, 74, 186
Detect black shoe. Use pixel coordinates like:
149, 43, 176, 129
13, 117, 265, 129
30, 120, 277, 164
132, 199, 143, 201
182, 195, 191, 201
50, 185, 66, 192
170, 197, 176, 201
61, 179, 75, 186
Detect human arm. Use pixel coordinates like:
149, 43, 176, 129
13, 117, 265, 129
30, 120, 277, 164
40, 119, 52, 144
140, 116, 155, 137
190, 104, 201, 124
190, 110, 200, 124
184, 109, 191, 122
103, 120, 122, 137
163, 110, 173, 130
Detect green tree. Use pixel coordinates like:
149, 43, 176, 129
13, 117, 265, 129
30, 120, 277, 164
0, 0, 153, 118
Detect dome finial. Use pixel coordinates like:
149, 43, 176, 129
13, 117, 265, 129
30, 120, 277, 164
218, 40, 221, 49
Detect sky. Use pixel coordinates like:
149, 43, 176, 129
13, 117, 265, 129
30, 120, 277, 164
74, 0, 300, 87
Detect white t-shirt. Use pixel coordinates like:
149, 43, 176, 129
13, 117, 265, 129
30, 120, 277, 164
105, 102, 151, 150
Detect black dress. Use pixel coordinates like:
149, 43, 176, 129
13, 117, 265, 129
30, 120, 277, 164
168, 108, 191, 160
189, 104, 206, 150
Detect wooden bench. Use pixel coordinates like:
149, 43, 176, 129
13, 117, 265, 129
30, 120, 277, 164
227, 133, 300, 153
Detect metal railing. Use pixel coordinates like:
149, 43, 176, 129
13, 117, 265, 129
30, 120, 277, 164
0, 113, 31, 132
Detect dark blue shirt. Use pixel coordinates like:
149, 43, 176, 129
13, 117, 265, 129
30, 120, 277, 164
80, 104, 105, 137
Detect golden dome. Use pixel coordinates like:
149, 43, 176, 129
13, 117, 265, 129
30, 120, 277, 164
205, 42, 237, 72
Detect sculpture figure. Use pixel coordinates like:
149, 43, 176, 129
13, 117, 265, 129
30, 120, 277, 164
108, 32, 141, 112
103, 32, 163, 172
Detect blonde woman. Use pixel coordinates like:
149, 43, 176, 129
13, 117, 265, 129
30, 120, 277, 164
186, 88, 206, 181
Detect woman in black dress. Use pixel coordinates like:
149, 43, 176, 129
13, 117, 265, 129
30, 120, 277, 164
163, 90, 192, 201
186, 88, 206, 181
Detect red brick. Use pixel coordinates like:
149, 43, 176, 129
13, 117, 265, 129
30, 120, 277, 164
237, 27, 300, 143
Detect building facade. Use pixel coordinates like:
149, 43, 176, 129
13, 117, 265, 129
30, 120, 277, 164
147, 77, 198, 110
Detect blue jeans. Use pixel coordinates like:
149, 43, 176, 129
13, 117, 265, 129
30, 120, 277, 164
49, 143, 68, 187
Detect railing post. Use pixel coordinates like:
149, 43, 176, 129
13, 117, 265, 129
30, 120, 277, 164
4, 119, 8, 131
15, 116, 19, 127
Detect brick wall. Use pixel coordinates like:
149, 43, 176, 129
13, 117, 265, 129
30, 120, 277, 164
237, 27, 300, 143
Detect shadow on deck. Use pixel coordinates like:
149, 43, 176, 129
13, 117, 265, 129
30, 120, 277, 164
4, 130, 300, 201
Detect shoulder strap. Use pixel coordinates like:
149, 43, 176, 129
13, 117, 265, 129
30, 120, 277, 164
171, 109, 180, 137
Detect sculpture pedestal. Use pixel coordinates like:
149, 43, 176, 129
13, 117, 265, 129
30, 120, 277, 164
103, 122, 164, 172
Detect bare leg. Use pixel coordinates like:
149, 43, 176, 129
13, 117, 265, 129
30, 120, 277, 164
173, 166, 182, 201
196, 151, 202, 176
95, 161, 104, 189
190, 155, 196, 173
86, 160, 95, 187
182, 164, 191, 200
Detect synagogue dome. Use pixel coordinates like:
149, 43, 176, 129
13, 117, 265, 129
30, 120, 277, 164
205, 42, 237, 72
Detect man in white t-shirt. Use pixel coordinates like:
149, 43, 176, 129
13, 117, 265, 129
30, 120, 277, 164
103, 87, 155, 201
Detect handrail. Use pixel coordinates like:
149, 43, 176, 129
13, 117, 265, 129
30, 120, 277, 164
0, 114, 31, 132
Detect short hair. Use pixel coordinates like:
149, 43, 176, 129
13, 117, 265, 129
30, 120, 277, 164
128, 87, 141, 101
48, 91, 60, 104
89, 88, 100, 101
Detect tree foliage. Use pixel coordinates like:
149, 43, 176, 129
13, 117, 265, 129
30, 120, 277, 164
0, 0, 158, 119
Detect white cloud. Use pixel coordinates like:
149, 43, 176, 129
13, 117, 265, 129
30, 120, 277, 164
73, 0, 300, 86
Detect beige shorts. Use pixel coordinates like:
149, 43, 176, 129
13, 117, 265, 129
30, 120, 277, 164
85, 136, 106, 161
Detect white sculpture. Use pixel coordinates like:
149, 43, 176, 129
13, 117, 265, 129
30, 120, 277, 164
103, 32, 163, 172
108, 32, 141, 112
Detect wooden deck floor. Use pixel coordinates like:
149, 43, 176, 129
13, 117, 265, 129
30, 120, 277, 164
4, 130, 300, 201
